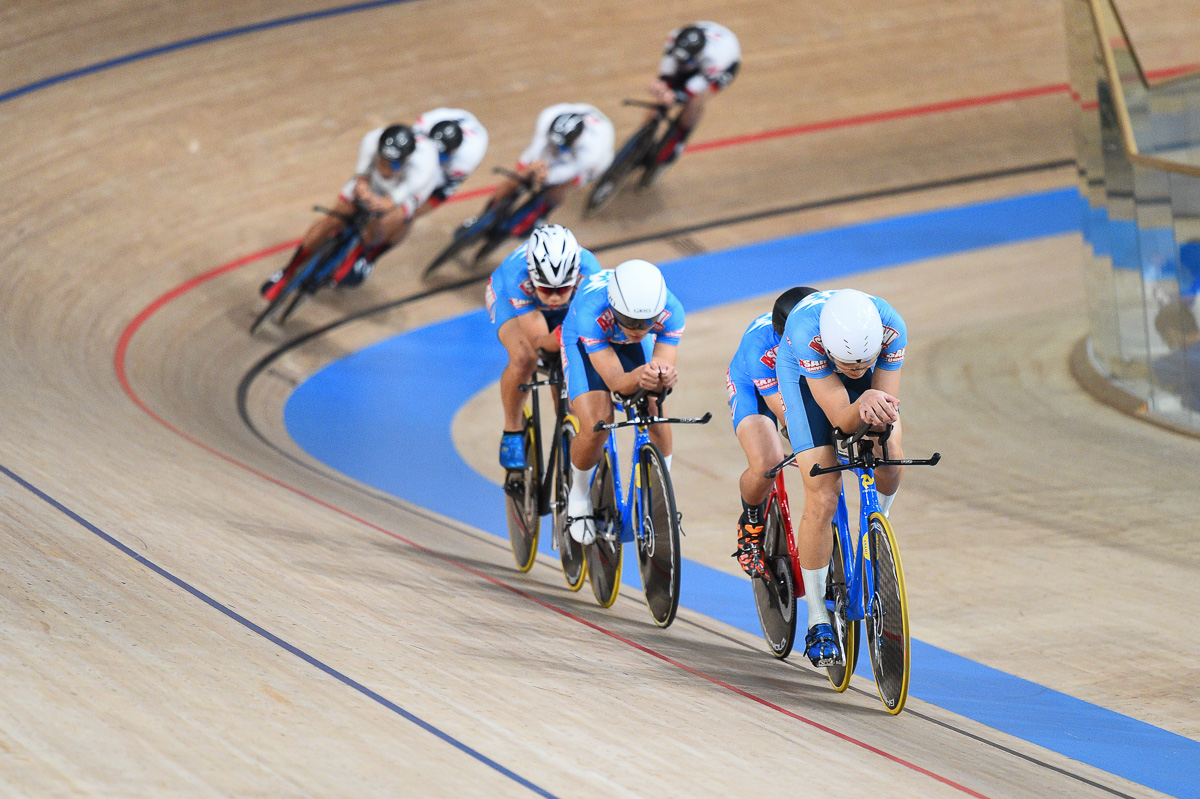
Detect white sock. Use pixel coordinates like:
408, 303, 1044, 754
569, 464, 593, 513
879, 490, 897, 518
801, 566, 831, 628
663, 454, 672, 472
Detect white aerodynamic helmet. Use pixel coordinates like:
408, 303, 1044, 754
608, 259, 667, 329
819, 289, 883, 364
526, 224, 582, 288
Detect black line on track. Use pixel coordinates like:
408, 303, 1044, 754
229, 156, 1128, 795
672, 616, 1137, 799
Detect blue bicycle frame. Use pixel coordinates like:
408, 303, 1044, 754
828, 461, 884, 625
595, 397, 653, 545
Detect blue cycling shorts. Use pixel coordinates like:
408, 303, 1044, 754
726, 368, 777, 432
563, 339, 652, 402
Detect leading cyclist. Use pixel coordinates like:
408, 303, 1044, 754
261, 124, 440, 298
559, 260, 685, 545
486, 224, 602, 469
647, 21, 741, 166
774, 289, 908, 667
727, 286, 816, 578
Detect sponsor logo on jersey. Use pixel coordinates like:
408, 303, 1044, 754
752, 377, 778, 392
759, 344, 778, 370
882, 325, 900, 347
580, 335, 606, 348
882, 346, 905, 365
597, 308, 615, 334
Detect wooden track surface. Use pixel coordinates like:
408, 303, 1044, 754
1, 1, 1196, 796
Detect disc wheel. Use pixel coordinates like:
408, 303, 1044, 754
752, 496, 797, 658
825, 523, 860, 692
864, 512, 909, 713
636, 444, 681, 627
584, 449, 622, 608
553, 416, 586, 591
584, 123, 655, 216
504, 410, 540, 572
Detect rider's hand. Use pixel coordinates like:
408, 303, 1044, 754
857, 389, 900, 427
649, 79, 674, 105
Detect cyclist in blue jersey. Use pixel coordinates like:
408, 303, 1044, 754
775, 288, 908, 667
559, 259, 686, 545
727, 286, 816, 578
486, 224, 602, 470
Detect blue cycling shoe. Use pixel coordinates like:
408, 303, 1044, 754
804, 623, 839, 667
499, 431, 526, 470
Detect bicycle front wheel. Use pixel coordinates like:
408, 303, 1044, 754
865, 512, 909, 714
250, 239, 337, 334
553, 416, 586, 591
752, 495, 797, 658
637, 443, 681, 628
504, 409, 541, 572
585, 448, 622, 608
825, 523, 860, 693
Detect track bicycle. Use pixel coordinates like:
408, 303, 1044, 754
423, 167, 549, 279
507, 352, 587, 591
584, 97, 686, 216
583, 389, 711, 627
250, 203, 376, 334
765, 424, 940, 714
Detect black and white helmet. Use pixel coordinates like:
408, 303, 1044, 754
526, 224, 582, 288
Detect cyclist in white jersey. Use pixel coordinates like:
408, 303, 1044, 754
482, 103, 614, 235
261, 124, 439, 298
647, 21, 740, 165
412, 108, 488, 214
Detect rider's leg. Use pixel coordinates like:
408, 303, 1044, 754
873, 419, 904, 516
566, 389, 613, 543
496, 318, 539, 469
334, 209, 411, 286
507, 184, 567, 238
795, 445, 843, 664
262, 196, 352, 298
732, 412, 784, 578
655, 95, 708, 164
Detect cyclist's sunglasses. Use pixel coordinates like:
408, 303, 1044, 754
613, 310, 660, 331
534, 284, 574, 296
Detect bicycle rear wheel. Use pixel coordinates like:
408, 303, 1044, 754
637, 443, 681, 628
504, 409, 541, 572
864, 512, 909, 713
553, 416, 586, 591
825, 523, 860, 692
584, 448, 622, 608
584, 122, 656, 216
752, 495, 797, 658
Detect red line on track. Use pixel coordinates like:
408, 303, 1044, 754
113, 78, 1110, 798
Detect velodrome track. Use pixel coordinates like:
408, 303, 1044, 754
3, 1, 1199, 796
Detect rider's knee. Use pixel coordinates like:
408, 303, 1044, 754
802, 479, 841, 519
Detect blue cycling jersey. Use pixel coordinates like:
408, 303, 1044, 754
561, 270, 685, 352
485, 242, 602, 327
775, 290, 907, 447
728, 313, 782, 397
778, 290, 907, 380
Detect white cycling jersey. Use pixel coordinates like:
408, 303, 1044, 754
518, 103, 614, 187
341, 126, 440, 218
413, 107, 488, 201
658, 21, 741, 97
